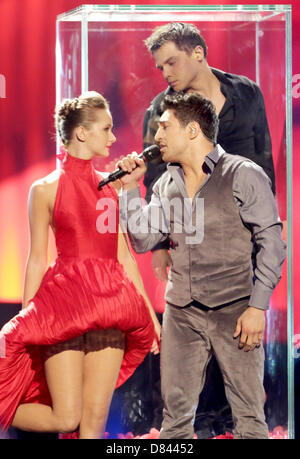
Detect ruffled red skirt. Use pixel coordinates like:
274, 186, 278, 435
0, 257, 154, 430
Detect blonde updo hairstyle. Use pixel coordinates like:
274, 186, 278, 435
55, 91, 109, 146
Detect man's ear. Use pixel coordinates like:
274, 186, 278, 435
188, 121, 200, 139
193, 45, 205, 63
75, 125, 87, 143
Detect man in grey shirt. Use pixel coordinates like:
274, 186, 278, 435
117, 92, 286, 439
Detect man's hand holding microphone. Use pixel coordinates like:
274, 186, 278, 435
116, 152, 147, 190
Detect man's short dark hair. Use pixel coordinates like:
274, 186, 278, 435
144, 22, 207, 57
161, 92, 219, 144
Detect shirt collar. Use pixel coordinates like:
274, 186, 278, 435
167, 144, 225, 175
167, 67, 233, 92
210, 68, 235, 114
210, 68, 233, 86
205, 144, 225, 170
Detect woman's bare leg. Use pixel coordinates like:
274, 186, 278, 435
79, 346, 124, 439
12, 349, 84, 433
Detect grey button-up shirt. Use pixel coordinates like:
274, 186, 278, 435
119, 145, 286, 310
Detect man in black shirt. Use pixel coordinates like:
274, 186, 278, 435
141, 22, 275, 438
143, 24, 275, 200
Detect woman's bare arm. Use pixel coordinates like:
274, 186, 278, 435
22, 182, 52, 309
117, 227, 161, 354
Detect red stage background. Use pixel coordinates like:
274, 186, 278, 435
0, 0, 299, 433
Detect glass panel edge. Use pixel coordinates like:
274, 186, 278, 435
285, 9, 294, 440
57, 4, 292, 21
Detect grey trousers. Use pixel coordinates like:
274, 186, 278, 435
159, 297, 269, 439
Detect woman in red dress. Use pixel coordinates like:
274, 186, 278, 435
0, 91, 160, 438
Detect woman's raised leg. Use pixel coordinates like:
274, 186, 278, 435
12, 348, 84, 433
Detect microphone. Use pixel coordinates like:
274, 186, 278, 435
97, 144, 161, 190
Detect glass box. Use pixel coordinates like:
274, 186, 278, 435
56, 5, 293, 439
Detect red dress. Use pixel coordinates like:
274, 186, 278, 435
0, 153, 154, 431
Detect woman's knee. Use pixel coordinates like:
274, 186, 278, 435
56, 416, 80, 433
82, 401, 109, 429
85, 400, 107, 419
55, 408, 81, 433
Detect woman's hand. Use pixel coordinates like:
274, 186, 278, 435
152, 249, 172, 282
150, 317, 162, 355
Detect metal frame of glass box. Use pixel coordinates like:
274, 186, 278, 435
56, 4, 293, 438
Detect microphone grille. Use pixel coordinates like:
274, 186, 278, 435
143, 145, 161, 163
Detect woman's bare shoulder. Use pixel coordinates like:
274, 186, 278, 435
29, 169, 62, 202
32, 169, 61, 187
